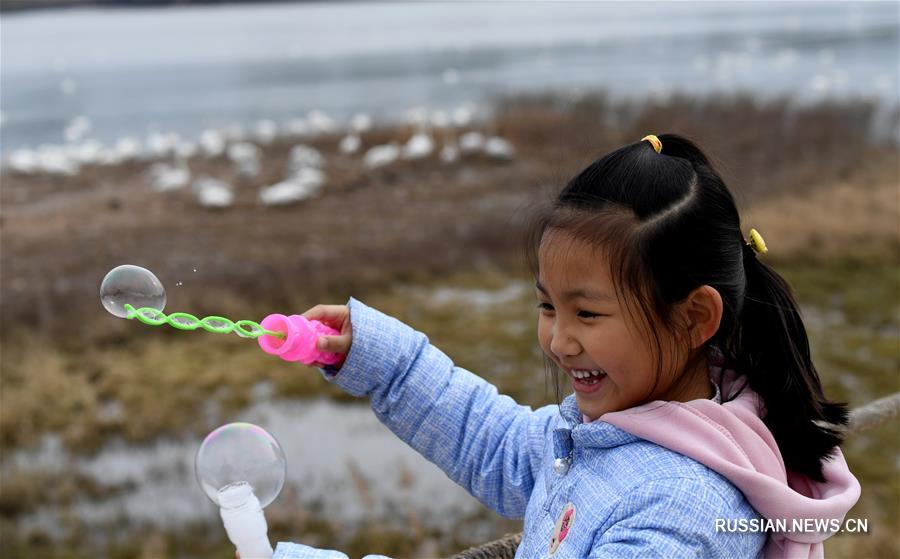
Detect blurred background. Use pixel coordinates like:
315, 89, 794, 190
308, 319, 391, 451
1, 1, 897, 558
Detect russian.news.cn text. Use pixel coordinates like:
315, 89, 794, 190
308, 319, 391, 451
715, 518, 869, 534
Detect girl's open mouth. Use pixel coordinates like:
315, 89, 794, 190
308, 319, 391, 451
570, 369, 607, 394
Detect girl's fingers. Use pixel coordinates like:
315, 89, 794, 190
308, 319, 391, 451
301, 304, 347, 320
317, 334, 351, 354
301, 305, 352, 365
301, 304, 349, 330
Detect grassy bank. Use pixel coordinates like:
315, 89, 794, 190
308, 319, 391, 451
2, 253, 896, 558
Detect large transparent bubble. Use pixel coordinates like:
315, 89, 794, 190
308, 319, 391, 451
100, 265, 166, 318
195, 422, 286, 508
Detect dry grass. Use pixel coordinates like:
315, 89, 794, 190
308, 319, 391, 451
743, 174, 899, 262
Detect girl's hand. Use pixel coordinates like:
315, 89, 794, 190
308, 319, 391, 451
302, 304, 352, 369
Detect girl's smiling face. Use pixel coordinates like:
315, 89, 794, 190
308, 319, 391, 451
536, 230, 712, 420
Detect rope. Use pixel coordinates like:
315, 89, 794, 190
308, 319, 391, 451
846, 392, 900, 434
447, 393, 900, 559
450, 533, 523, 559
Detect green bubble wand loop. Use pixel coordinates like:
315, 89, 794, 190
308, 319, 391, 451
123, 303, 286, 339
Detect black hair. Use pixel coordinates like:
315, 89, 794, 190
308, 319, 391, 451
524, 133, 848, 482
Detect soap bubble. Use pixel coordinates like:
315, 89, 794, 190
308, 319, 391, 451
100, 265, 166, 318
195, 422, 286, 508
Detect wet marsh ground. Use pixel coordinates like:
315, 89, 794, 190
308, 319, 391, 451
1, 94, 898, 558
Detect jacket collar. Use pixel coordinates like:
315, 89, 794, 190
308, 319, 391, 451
558, 394, 642, 450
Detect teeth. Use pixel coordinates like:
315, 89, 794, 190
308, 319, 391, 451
572, 369, 604, 379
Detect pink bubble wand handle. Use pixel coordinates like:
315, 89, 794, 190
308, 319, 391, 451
257, 314, 343, 365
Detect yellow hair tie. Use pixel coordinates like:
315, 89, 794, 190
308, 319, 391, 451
641, 134, 662, 154
748, 228, 768, 255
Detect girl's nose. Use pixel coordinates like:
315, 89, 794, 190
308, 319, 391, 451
549, 328, 581, 360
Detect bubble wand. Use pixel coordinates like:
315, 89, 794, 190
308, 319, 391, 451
102, 265, 342, 366
122, 304, 282, 338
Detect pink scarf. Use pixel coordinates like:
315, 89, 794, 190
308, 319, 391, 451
598, 369, 860, 558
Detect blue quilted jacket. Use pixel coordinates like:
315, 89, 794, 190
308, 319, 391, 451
273, 297, 766, 558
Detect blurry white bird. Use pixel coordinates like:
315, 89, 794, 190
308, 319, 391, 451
254, 120, 279, 144
259, 179, 321, 206
175, 142, 198, 160
350, 113, 372, 133
149, 163, 190, 191
222, 124, 246, 142
67, 140, 104, 165
339, 134, 361, 154
452, 104, 476, 127
402, 132, 434, 160
288, 167, 325, 188
284, 119, 309, 137
37, 145, 78, 175
114, 137, 143, 161
199, 130, 226, 157
146, 132, 181, 159
459, 131, 485, 154
307, 110, 335, 134
405, 107, 428, 128
7, 149, 39, 173
483, 137, 516, 160
227, 142, 262, 177
430, 110, 450, 129
287, 145, 325, 171
363, 144, 400, 169
64, 116, 91, 143
193, 177, 234, 208
97, 147, 124, 166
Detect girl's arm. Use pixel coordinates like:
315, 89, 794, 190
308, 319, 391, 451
314, 296, 558, 518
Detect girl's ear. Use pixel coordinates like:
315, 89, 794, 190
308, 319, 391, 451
679, 285, 723, 349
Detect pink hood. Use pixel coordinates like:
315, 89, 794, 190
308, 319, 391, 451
599, 368, 860, 559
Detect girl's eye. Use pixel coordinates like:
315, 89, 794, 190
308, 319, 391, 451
536, 303, 602, 319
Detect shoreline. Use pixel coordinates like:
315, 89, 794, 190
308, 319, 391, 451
3, 93, 898, 332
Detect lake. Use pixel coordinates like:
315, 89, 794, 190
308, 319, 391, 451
1, 1, 897, 153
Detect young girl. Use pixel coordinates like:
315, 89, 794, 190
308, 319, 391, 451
268, 134, 860, 559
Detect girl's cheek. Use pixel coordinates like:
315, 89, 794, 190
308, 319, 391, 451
536, 325, 547, 350
537, 320, 552, 353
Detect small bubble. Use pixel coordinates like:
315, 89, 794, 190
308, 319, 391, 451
193, 268, 197, 273
176, 282, 183, 287
100, 265, 166, 318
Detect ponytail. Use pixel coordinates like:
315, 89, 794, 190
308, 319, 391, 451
732, 243, 849, 482
661, 132, 849, 481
